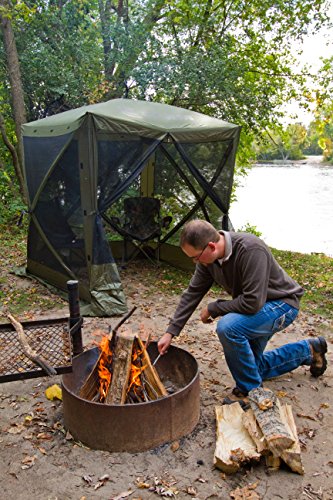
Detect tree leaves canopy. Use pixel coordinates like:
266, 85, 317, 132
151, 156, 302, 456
0, 0, 331, 202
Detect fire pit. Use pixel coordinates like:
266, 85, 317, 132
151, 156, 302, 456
62, 342, 200, 452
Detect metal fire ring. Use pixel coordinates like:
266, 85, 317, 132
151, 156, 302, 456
62, 342, 200, 452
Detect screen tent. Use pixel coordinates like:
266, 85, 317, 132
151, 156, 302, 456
22, 99, 241, 316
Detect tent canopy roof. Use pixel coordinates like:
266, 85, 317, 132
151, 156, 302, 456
22, 99, 240, 142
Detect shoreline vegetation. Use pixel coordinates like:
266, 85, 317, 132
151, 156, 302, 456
256, 155, 332, 167
0, 224, 332, 323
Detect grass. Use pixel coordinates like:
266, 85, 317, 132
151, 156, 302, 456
270, 248, 333, 318
0, 223, 332, 321
0, 223, 65, 321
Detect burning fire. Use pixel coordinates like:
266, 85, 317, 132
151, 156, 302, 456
126, 345, 147, 401
97, 336, 148, 403
98, 336, 113, 402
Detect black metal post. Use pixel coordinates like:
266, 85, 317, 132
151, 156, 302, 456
67, 280, 83, 356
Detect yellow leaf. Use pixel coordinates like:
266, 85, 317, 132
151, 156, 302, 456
170, 440, 180, 452
24, 415, 33, 424
45, 384, 62, 401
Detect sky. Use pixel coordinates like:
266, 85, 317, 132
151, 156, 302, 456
284, 1, 333, 125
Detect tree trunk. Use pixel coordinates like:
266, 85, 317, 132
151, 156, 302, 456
98, 0, 166, 98
0, 113, 26, 201
0, 0, 27, 201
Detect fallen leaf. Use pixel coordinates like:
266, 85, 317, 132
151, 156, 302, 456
24, 415, 33, 425
98, 474, 109, 481
110, 490, 133, 500
154, 487, 177, 497
230, 483, 260, 500
21, 455, 37, 470
296, 413, 317, 421
45, 384, 62, 401
23, 433, 34, 440
171, 441, 180, 452
276, 390, 287, 398
94, 481, 106, 490
82, 475, 93, 484
36, 432, 53, 440
65, 430, 73, 440
185, 486, 197, 495
136, 481, 150, 489
7, 424, 25, 434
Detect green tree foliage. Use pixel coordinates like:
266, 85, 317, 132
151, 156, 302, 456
0, 0, 330, 218
127, 0, 328, 131
312, 56, 333, 163
255, 123, 308, 161
303, 121, 323, 156
11, 0, 103, 120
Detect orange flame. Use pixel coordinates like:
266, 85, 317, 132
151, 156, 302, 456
126, 344, 147, 399
96, 335, 149, 403
98, 336, 113, 402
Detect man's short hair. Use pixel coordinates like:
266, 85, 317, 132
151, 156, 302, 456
180, 220, 220, 249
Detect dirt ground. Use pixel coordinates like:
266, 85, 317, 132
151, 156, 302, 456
1, 263, 332, 500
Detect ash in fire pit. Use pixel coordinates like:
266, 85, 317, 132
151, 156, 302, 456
62, 342, 200, 452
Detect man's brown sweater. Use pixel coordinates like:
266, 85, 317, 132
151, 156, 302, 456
166, 231, 304, 337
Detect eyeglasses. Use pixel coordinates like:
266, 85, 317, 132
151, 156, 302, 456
190, 243, 208, 262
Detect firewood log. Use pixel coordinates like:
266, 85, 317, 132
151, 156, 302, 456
242, 408, 269, 455
278, 402, 304, 475
214, 404, 261, 474
105, 329, 135, 405
79, 307, 136, 400
248, 387, 295, 456
136, 336, 167, 399
265, 453, 281, 469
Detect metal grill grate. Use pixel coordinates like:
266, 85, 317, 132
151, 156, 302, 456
0, 317, 72, 383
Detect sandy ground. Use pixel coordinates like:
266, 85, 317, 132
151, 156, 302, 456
0, 263, 333, 500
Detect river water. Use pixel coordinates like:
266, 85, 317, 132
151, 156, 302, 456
229, 157, 333, 257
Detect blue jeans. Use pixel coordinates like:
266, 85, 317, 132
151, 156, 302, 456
216, 300, 312, 394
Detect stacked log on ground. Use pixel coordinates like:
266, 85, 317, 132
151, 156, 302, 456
248, 387, 295, 456
278, 402, 304, 475
214, 404, 261, 474
214, 387, 304, 475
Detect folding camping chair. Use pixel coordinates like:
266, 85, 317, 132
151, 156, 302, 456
118, 197, 172, 265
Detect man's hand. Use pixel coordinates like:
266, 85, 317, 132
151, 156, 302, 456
200, 306, 213, 323
158, 332, 173, 354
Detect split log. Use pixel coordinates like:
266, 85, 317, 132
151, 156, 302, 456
79, 306, 136, 400
248, 387, 295, 456
7, 312, 57, 376
105, 329, 135, 405
265, 453, 281, 470
242, 408, 269, 455
249, 387, 274, 410
214, 403, 261, 474
278, 402, 304, 475
136, 336, 168, 399
79, 329, 116, 401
